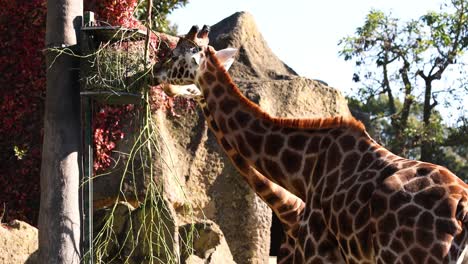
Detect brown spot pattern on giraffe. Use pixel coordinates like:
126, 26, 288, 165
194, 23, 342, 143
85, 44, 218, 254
165, 39, 468, 263
209, 119, 219, 132
203, 71, 216, 84
244, 131, 263, 153
227, 117, 239, 131
250, 120, 267, 133
234, 111, 252, 127
236, 134, 252, 158
263, 158, 284, 180
281, 149, 302, 174
264, 134, 284, 156
219, 97, 237, 114
220, 137, 232, 151
217, 116, 228, 134
212, 84, 225, 98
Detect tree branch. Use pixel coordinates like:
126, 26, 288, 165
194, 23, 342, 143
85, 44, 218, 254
429, 0, 465, 81
382, 50, 396, 114
398, 60, 414, 130
430, 94, 438, 111
416, 69, 426, 79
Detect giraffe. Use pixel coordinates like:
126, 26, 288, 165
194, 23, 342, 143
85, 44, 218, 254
154, 26, 307, 240
153, 26, 468, 263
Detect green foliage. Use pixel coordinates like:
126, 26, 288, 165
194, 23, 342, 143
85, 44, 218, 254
432, 117, 468, 179
134, 0, 188, 34
339, 0, 468, 176
348, 96, 467, 178
13, 145, 27, 160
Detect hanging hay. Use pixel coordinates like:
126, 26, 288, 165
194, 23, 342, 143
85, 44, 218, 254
82, 39, 149, 95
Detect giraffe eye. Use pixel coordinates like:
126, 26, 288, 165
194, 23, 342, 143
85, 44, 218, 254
189, 46, 201, 53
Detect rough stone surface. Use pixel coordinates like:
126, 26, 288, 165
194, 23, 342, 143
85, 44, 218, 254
92, 11, 352, 264
209, 12, 297, 81
93, 199, 179, 264
92, 202, 235, 264
201, 12, 350, 263
154, 12, 351, 263
91, 115, 148, 210
92, 202, 134, 261
158, 97, 272, 264
179, 220, 235, 264
0, 220, 38, 264
236, 78, 351, 119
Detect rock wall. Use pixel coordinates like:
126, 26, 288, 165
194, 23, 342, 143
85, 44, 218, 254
92, 11, 352, 264
0, 11, 352, 264
201, 12, 351, 262
0, 221, 38, 264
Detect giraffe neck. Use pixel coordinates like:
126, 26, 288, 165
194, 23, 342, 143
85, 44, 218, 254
195, 48, 375, 200
196, 97, 304, 236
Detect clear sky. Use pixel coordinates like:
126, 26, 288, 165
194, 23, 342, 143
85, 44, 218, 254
168, 1, 467, 124
169, 0, 443, 90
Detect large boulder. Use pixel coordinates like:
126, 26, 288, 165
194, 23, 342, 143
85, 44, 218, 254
199, 12, 351, 263
92, 202, 234, 264
92, 11, 351, 264
179, 221, 235, 264
92, 200, 179, 264
209, 12, 297, 81
157, 12, 351, 263
0, 220, 38, 264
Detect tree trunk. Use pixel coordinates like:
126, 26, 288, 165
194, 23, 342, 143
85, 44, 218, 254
382, 51, 396, 115
39, 0, 82, 263
420, 79, 434, 162
391, 61, 413, 155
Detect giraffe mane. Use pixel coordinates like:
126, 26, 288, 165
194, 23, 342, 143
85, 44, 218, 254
204, 47, 366, 132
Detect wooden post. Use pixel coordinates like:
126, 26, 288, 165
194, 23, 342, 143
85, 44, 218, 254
39, 0, 83, 263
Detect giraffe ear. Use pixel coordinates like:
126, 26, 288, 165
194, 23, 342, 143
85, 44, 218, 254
215, 48, 237, 70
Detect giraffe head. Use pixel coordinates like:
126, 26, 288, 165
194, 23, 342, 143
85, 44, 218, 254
153, 25, 237, 87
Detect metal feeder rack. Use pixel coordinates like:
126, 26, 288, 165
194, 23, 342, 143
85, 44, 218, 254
80, 11, 146, 263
